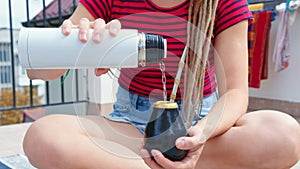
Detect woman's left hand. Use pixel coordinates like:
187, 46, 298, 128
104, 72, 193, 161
140, 125, 205, 169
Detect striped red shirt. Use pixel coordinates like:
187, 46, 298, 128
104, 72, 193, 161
80, 0, 252, 100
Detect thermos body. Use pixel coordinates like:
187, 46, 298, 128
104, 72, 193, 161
18, 28, 167, 69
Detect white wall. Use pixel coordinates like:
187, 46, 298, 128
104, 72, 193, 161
45, 68, 119, 116
45, 69, 88, 116
87, 68, 119, 104
249, 11, 300, 102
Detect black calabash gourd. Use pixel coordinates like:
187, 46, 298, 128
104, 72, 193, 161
144, 101, 188, 161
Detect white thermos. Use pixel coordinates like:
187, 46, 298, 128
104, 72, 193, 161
18, 28, 167, 69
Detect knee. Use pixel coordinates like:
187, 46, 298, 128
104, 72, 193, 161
24, 114, 60, 152
23, 114, 71, 169
251, 110, 300, 167
279, 113, 300, 165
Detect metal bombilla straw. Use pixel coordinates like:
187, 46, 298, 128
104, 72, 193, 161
169, 45, 188, 103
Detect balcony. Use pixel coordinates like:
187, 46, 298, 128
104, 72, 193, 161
0, 0, 299, 168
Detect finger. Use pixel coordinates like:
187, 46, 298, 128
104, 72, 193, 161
175, 136, 201, 150
90, 18, 106, 43
61, 19, 73, 35
140, 149, 163, 169
106, 19, 121, 36
151, 150, 184, 169
152, 149, 197, 169
78, 18, 90, 42
139, 148, 151, 158
94, 68, 109, 76
188, 125, 208, 143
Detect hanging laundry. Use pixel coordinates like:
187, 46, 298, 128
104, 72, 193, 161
272, 1, 299, 72
249, 3, 264, 10
248, 10, 273, 88
272, 5, 291, 72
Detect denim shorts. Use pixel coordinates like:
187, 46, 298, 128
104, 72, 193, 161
106, 87, 218, 134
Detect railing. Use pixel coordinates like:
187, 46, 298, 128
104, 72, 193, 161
0, 0, 87, 122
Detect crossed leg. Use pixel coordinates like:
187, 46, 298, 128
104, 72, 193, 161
197, 110, 300, 169
23, 114, 148, 169
23, 110, 300, 169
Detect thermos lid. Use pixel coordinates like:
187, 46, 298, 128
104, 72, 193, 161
153, 101, 178, 109
145, 33, 166, 64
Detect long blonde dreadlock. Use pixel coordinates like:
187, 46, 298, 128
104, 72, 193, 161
183, 0, 219, 128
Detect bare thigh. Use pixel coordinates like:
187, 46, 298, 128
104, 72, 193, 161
23, 114, 148, 169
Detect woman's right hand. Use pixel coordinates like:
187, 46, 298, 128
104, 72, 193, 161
61, 18, 122, 76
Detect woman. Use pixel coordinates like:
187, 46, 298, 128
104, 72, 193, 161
23, 0, 300, 168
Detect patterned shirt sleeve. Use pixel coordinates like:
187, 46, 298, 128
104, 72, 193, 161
214, 0, 253, 36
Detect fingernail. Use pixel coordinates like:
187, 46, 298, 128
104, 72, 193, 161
62, 28, 69, 35
111, 28, 118, 35
95, 69, 100, 76
93, 34, 101, 42
80, 33, 87, 41
151, 150, 160, 157
179, 140, 185, 147
176, 138, 184, 147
